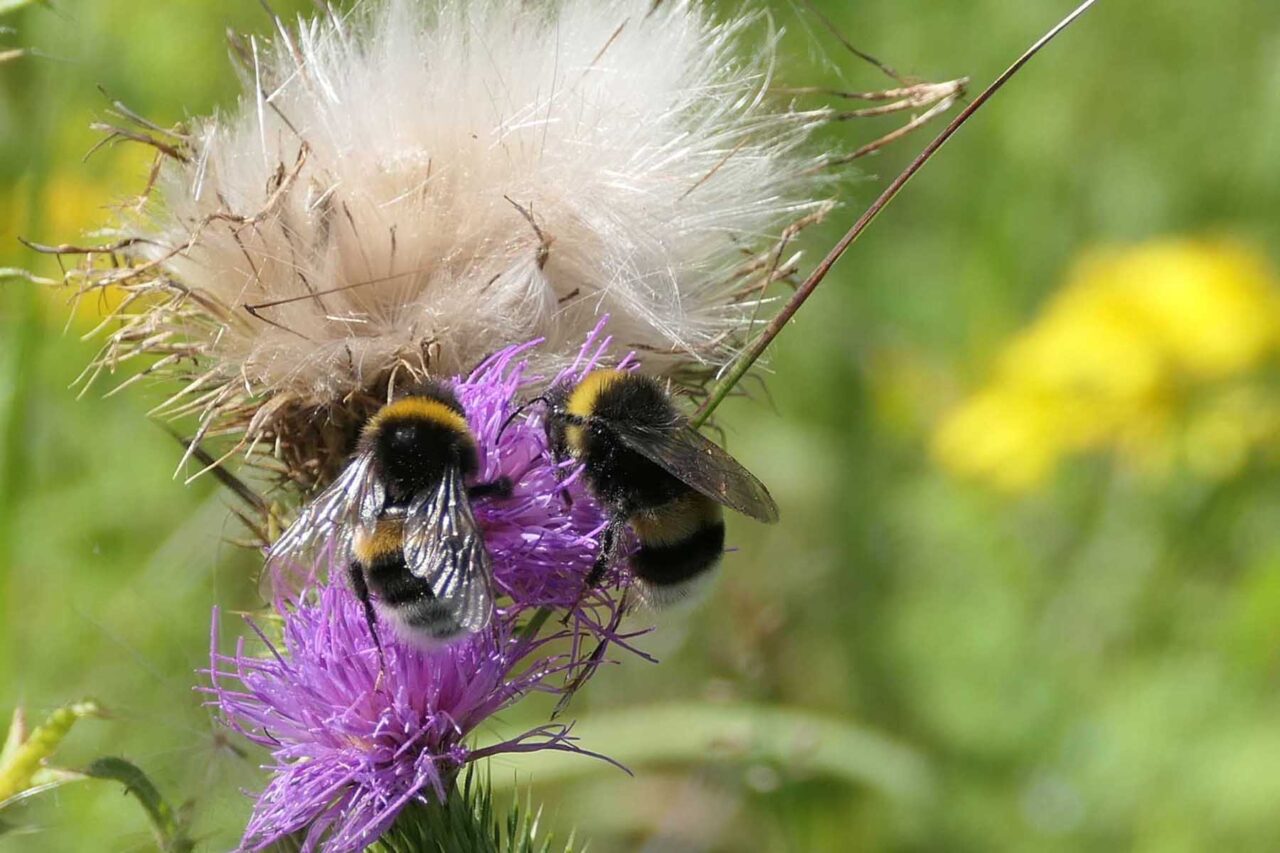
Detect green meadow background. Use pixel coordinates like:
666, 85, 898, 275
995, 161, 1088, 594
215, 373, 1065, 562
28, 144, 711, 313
3, 1, 1280, 849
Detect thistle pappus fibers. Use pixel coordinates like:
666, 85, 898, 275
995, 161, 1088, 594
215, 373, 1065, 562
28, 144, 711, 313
71, 0, 838, 491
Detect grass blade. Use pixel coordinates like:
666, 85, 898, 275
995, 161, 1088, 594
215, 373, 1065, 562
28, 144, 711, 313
484, 702, 933, 803
84, 757, 193, 853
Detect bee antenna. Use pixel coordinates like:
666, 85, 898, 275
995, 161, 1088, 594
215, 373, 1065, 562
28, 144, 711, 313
497, 396, 552, 443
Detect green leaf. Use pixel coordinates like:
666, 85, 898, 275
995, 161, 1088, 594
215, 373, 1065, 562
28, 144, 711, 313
84, 757, 193, 853
484, 702, 934, 804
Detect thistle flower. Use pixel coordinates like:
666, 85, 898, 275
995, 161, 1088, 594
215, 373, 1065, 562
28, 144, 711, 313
212, 329, 644, 852
451, 331, 636, 614
209, 581, 607, 853
72, 0, 833, 493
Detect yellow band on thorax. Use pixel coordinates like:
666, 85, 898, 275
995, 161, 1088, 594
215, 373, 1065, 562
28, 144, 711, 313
567, 369, 625, 419
370, 396, 471, 438
564, 369, 625, 454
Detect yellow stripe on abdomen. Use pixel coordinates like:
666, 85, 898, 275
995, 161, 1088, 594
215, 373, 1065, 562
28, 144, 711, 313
630, 492, 723, 547
352, 516, 405, 564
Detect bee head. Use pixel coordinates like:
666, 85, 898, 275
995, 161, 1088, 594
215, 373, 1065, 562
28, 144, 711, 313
541, 380, 578, 460
495, 383, 572, 448
365, 383, 477, 503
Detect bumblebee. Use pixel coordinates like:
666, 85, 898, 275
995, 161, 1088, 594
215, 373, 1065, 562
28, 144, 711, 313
543, 369, 779, 605
266, 382, 509, 647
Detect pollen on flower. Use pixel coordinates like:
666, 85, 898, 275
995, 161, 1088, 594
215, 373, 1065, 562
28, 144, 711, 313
68, 0, 835, 495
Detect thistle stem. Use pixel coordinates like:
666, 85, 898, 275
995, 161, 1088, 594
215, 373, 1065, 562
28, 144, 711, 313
517, 605, 553, 644
692, 0, 1100, 428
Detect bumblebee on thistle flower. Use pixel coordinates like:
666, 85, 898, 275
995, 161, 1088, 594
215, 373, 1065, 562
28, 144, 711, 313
215, 338, 640, 852
265, 359, 781, 651
26, 0, 1096, 843
48, 0, 945, 848
265, 382, 513, 649
19, 0, 1098, 841
538, 368, 780, 607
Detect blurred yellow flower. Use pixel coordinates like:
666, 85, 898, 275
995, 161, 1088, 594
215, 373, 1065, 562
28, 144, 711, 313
1068, 241, 1280, 379
934, 239, 1280, 491
933, 387, 1070, 492
3, 141, 153, 325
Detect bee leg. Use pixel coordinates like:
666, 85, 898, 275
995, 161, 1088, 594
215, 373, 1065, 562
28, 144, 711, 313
552, 635, 608, 719
553, 461, 574, 508
348, 561, 385, 667
560, 517, 619, 625
563, 521, 622, 625
467, 475, 513, 502
545, 420, 575, 507
584, 522, 620, 590
553, 589, 631, 717
543, 413, 560, 460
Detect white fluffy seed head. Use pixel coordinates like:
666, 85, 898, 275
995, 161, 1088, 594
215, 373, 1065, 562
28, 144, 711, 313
140, 0, 830, 404
63, 0, 840, 490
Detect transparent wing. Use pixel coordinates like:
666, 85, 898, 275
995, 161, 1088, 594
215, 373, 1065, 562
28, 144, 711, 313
603, 417, 780, 523
402, 468, 493, 634
260, 451, 384, 600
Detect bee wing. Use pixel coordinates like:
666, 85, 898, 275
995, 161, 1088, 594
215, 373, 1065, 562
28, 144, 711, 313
603, 417, 780, 523
401, 467, 493, 634
260, 451, 384, 600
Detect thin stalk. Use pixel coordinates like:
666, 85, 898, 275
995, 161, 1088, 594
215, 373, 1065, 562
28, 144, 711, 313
0, 5, 58, 687
0, 269, 37, 688
692, 0, 1100, 428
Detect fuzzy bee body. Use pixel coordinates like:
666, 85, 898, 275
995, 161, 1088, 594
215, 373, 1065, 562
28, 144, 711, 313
347, 508, 458, 642
546, 369, 777, 605
266, 383, 506, 647
627, 493, 726, 605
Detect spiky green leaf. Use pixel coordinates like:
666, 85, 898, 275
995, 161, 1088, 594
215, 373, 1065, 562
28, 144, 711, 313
370, 769, 577, 853
0, 700, 100, 804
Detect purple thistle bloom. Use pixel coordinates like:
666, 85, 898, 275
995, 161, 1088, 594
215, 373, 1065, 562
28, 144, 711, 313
465, 333, 627, 612
208, 324, 645, 853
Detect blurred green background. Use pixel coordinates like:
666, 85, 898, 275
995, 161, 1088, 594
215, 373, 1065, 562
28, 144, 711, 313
3, 0, 1280, 850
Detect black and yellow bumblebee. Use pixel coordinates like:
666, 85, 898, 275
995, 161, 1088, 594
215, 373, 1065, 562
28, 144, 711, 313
266, 382, 509, 647
542, 368, 779, 605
